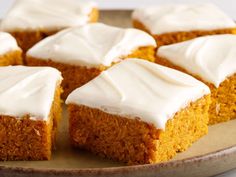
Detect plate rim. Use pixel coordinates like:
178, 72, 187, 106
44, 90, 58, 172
1, 144, 236, 175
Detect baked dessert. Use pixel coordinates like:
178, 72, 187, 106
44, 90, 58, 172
26, 23, 157, 99
0, 66, 62, 160
132, 3, 236, 47
0, 0, 98, 52
156, 34, 236, 125
0, 32, 22, 66
66, 59, 211, 164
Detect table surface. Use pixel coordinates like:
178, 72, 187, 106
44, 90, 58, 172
0, 0, 236, 176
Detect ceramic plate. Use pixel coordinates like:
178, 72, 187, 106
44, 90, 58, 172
1, 11, 236, 177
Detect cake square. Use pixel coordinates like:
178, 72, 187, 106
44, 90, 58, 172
156, 34, 236, 124
26, 23, 157, 99
132, 3, 236, 47
0, 66, 62, 160
66, 59, 210, 164
0, 0, 98, 52
0, 32, 22, 66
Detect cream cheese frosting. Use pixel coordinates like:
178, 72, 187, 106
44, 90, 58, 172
157, 34, 236, 88
0, 0, 96, 31
66, 59, 210, 129
0, 32, 21, 55
27, 23, 157, 67
0, 66, 62, 121
132, 3, 236, 35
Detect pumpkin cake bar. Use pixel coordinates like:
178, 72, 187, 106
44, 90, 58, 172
0, 66, 62, 160
66, 59, 210, 165
156, 34, 236, 125
0, 0, 98, 52
0, 32, 22, 66
26, 23, 157, 99
132, 3, 236, 47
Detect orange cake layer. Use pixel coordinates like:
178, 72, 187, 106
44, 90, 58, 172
0, 85, 62, 161
125, 46, 156, 62
26, 46, 156, 99
0, 50, 23, 66
9, 8, 99, 53
155, 56, 236, 125
68, 95, 210, 165
133, 19, 236, 47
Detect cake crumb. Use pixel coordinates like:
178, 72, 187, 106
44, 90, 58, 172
216, 103, 221, 115
34, 128, 41, 136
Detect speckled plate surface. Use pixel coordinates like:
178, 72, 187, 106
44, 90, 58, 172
1, 11, 236, 177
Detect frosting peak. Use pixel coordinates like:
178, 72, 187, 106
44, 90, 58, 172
157, 34, 236, 87
27, 23, 156, 67
132, 3, 236, 35
66, 59, 210, 129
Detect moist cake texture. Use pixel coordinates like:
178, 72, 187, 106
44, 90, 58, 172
0, 32, 22, 66
66, 59, 210, 164
156, 34, 236, 124
132, 3, 236, 46
0, 66, 62, 160
26, 23, 157, 99
0, 0, 99, 52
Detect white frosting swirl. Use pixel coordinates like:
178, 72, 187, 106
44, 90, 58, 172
66, 59, 210, 129
157, 34, 236, 88
0, 0, 96, 31
132, 3, 236, 35
0, 66, 62, 120
27, 23, 156, 67
0, 32, 21, 55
